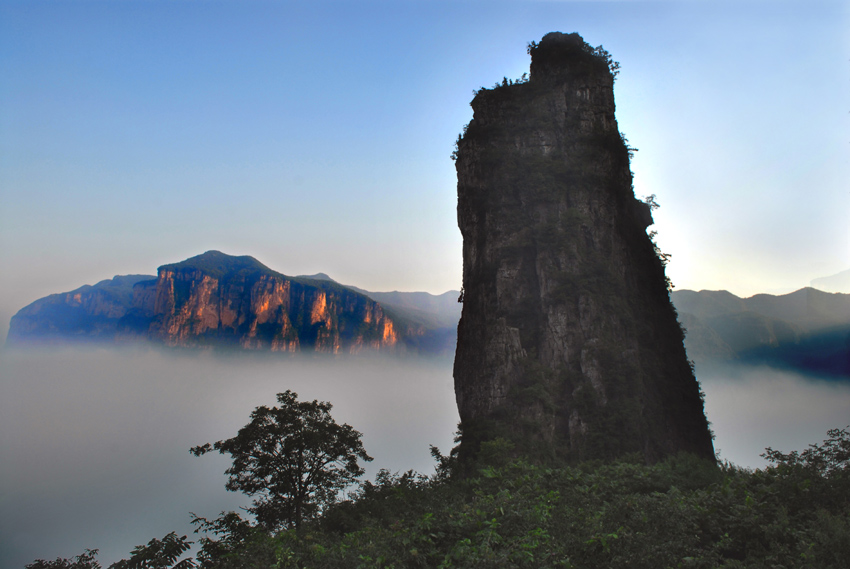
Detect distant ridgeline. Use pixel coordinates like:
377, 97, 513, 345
673, 287, 850, 378
6, 251, 460, 355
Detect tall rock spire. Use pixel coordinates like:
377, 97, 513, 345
453, 32, 715, 462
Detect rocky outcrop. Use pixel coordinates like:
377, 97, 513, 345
8, 251, 399, 353
453, 32, 715, 462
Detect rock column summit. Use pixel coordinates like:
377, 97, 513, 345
453, 32, 715, 462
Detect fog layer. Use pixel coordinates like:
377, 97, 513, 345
1, 348, 847, 568
0, 348, 458, 567
698, 363, 850, 467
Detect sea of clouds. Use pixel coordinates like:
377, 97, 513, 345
1, 347, 847, 568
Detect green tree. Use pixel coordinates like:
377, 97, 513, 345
25, 550, 101, 569
108, 532, 194, 569
190, 390, 372, 531
763, 425, 850, 475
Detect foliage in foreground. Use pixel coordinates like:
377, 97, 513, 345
190, 390, 372, 532
184, 428, 849, 569
29, 428, 850, 569
25, 550, 102, 569
23, 532, 196, 569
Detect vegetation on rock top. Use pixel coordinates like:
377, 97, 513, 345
160, 251, 277, 281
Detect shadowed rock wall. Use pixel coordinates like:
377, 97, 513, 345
453, 32, 715, 462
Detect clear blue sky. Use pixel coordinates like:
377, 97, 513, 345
1, 0, 848, 323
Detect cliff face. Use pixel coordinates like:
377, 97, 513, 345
133, 268, 302, 351
9, 251, 398, 353
126, 252, 398, 352
454, 33, 715, 462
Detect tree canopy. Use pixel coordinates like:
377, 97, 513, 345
190, 390, 372, 531
108, 532, 195, 569
26, 423, 850, 568
25, 550, 101, 569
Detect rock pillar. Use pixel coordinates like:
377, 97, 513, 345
453, 32, 715, 462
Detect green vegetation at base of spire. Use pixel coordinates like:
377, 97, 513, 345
192, 427, 850, 569
32, 427, 850, 568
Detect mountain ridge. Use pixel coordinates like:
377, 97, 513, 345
672, 287, 850, 378
9, 253, 847, 375
811, 268, 850, 294
7, 251, 460, 354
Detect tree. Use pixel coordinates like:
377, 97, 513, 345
190, 390, 372, 531
763, 425, 850, 476
108, 532, 195, 569
26, 550, 101, 569
190, 511, 279, 569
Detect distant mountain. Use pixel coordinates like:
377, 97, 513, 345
7, 274, 156, 341
10, 257, 847, 375
299, 272, 334, 282
811, 269, 850, 294
296, 274, 461, 355
672, 287, 850, 378
7, 251, 460, 355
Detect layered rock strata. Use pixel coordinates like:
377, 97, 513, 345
9, 251, 398, 353
453, 32, 715, 462
128, 252, 399, 352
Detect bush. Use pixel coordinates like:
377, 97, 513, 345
30, 429, 850, 569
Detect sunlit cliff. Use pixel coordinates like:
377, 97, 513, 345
7, 251, 403, 353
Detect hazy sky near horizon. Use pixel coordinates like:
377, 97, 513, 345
1, 0, 849, 321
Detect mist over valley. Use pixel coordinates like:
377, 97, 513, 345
1, 345, 847, 567
0, 347, 459, 567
